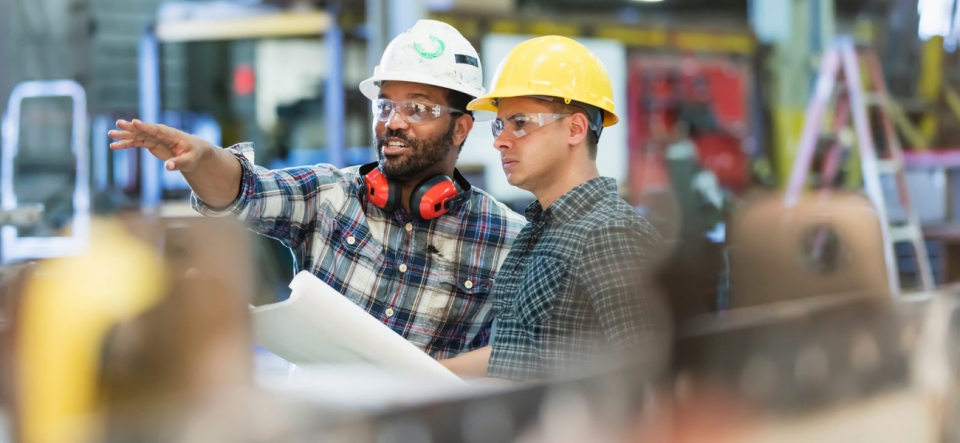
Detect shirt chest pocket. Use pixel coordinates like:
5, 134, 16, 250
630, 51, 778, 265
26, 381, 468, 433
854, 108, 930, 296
419, 264, 494, 332
511, 256, 567, 325
328, 223, 383, 265
327, 223, 384, 303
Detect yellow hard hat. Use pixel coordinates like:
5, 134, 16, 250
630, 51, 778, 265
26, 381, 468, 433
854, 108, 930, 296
468, 35, 619, 127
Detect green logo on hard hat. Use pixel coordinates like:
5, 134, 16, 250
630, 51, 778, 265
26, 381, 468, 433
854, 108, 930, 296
414, 35, 445, 59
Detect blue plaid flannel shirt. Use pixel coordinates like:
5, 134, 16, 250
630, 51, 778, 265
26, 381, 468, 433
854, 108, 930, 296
487, 177, 671, 380
192, 143, 526, 359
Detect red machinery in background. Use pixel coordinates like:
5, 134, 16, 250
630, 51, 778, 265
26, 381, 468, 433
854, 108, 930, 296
626, 55, 753, 207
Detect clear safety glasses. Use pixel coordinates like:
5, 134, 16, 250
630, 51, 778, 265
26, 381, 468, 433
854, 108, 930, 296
491, 113, 571, 139
373, 99, 464, 124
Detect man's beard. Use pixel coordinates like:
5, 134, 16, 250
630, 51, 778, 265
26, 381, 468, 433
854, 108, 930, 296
375, 122, 455, 182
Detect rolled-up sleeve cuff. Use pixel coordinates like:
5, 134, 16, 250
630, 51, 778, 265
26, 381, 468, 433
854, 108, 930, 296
191, 142, 257, 218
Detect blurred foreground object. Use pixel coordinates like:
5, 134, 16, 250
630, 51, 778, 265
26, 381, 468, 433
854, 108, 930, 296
681, 192, 907, 410
727, 193, 890, 307
671, 191, 943, 441
4, 193, 958, 442
17, 219, 167, 443
8, 216, 255, 443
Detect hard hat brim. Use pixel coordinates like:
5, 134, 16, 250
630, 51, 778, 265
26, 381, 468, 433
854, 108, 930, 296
468, 91, 620, 127
360, 72, 485, 102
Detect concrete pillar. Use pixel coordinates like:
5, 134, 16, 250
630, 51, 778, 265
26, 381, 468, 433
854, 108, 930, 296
138, 28, 161, 210
365, 0, 426, 77
388, 0, 426, 39
366, 0, 388, 77
0, 0, 10, 117
326, 5, 345, 167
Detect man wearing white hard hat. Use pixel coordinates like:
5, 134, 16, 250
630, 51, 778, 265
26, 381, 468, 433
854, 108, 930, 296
109, 20, 526, 360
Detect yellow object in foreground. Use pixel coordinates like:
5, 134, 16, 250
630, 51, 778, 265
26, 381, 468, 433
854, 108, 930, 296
17, 219, 167, 443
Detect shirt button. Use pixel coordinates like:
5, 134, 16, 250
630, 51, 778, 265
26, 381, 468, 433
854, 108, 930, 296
347, 236, 356, 245
399, 264, 408, 273
464, 280, 474, 289
385, 308, 395, 317
405, 223, 413, 232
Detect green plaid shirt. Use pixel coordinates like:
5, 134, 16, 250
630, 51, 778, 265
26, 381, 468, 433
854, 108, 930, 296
487, 177, 670, 381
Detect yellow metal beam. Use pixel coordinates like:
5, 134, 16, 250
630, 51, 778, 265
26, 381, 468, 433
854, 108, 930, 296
430, 13, 755, 54
155, 11, 331, 42
943, 84, 960, 127
528, 21, 581, 37
918, 36, 943, 142
594, 27, 668, 47
884, 96, 930, 151
674, 32, 754, 54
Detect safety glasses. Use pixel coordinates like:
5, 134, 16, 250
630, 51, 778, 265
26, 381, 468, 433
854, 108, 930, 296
492, 113, 570, 139
373, 99, 464, 124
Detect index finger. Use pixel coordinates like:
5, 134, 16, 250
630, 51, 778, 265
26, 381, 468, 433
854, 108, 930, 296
107, 129, 135, 140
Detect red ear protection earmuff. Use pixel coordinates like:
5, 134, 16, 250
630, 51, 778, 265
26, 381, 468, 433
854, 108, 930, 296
360, 162, 463, 220
361, 164, 401, 213
410, 175, 458, 220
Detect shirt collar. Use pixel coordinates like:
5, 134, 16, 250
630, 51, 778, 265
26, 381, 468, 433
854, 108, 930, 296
524, 177, 619, 224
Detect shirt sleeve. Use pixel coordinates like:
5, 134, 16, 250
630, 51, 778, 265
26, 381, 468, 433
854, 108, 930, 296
578, 219, 672, 372
191, 142, 352, 250
465, 316, 493, 351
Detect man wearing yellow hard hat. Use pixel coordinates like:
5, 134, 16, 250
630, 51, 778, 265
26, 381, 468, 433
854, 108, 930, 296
440, 36, 672, 381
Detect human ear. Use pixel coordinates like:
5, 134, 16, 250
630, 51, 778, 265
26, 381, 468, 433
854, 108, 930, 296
453, 114, 473, 146
568, 113, 589, 146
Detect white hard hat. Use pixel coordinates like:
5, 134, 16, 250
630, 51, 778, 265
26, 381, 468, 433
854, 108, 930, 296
360, 20, 485, 100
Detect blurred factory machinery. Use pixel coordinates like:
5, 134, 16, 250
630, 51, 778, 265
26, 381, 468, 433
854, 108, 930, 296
4, 0, 960, 442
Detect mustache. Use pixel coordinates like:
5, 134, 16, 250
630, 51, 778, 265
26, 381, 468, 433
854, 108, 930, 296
376, 129, 417, 150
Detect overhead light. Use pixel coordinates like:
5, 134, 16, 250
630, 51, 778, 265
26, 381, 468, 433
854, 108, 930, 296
918, 0, 960, 50
631, 0, 665, 2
